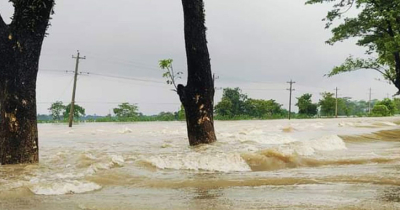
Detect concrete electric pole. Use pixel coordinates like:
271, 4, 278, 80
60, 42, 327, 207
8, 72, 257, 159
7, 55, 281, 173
287, 80, 295, 120
335, 87, 339, 118
68, 50, 86, 127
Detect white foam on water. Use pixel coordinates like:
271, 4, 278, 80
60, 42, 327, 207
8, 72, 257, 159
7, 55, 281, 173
0, 181, 26, 191
143, 153, 251, 172
282, 122, 324, 131
111, 155, 125, 166
374, 121, 397, 126
119, 127, 132, 134
86, 155, 125, 174
161, 129, 186, 135
29, 180, 101, 195
246, 133, 298, 145
220, 130, 299, 145
55, 173, 85, 179
84, 153, 97, 160
278, 135, 347, 156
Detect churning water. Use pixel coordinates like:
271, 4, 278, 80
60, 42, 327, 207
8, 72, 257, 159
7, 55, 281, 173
1, 118, 400, 209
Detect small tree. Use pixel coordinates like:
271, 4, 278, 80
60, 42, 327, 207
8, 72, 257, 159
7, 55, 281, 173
159, 59, 183, 92
296, 94, 318, 117
113, 103, 139, 119
215, 88, 248, 118
48, 101, 66, 121
376, 98, 397, 115
63, 104, 86, 121
244, 99, 283, 118
372, 105, 390, 117
319, 92, 336, 116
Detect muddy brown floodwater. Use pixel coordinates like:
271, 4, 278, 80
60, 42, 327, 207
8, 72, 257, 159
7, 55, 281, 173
1, 117, 400, 209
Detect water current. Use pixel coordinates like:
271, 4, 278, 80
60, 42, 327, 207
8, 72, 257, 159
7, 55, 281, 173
1, 117, 400, 209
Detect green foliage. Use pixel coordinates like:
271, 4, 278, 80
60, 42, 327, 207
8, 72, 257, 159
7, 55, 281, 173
376, 98, 397, 115
177, 105, 185, 120
307, 0, 400, 92
215, 87, 285, 119
393, 98, 400, 114
351, 100, 369, 116
159, 59, 183, 91
371, 105, 390, 117
245, 99, 283, 118
328, 56, 395, 83
215, 98, 233, 116
63, 103, 86, 120
215, 88, 248, 117
48, 101, 65, 121
296, 93, 318, 116
156, 112, 176, 121
113, 102, 139, 119
319, 92, 336, 116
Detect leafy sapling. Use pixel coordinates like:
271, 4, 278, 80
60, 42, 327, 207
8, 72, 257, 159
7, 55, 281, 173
159, 59, 183, 92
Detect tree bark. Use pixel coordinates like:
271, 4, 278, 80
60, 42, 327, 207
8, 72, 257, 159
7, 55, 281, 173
179, 0, 217, 146
0, 0, 54, 165
393, 52, 400, 94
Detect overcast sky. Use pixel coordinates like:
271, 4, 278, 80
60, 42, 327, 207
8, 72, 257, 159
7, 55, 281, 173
0, 0, 396, 115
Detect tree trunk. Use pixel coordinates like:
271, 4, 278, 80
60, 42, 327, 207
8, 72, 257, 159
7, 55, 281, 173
0, 1, 54, 165
179, 0, 217, 146
393, 52, 400, 94
0, 64, 39, 165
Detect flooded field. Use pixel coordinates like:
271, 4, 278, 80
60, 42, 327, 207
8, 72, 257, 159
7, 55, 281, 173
1, 118, 400, 209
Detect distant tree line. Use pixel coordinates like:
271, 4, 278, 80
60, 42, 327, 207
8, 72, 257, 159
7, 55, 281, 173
214, 88, 288, 120
41, 88, 400, 123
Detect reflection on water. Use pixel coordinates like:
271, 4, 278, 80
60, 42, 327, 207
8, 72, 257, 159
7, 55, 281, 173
0, 118, 400, 209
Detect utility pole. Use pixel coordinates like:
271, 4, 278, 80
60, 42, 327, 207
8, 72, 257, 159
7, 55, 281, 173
287, 80, 295, 120
69, 50, 86, 127
368, 88, 372, 114
335, 87, 339, 118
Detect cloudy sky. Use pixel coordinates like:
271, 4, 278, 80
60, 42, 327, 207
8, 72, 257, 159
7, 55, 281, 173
0, 0, 396, 115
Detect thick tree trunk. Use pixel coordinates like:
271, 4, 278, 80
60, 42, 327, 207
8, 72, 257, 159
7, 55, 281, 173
0, 1, 54, 165
179, 0, 217, 146
0, 66, 39, 165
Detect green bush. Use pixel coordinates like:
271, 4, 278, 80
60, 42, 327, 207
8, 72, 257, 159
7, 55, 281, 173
371, 105, 390, 117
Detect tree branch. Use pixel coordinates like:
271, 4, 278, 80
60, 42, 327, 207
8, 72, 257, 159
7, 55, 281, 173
344, 67, 395, 84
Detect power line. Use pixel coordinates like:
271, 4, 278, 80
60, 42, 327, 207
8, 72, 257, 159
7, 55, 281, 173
87, 72, 165, 84
39, 68, 167, 85
57, 77, 74, 100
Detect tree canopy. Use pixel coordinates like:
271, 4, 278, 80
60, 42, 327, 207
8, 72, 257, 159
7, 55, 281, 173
375, 98, 397, 115
307, 0, 400, 94
113, 102, 139, 119
48, 101, 66, 121
319, 92, 336, 116
215, 88, 248, 117
63, 104, 86, 120
215, 88, 285, 119
296, 93, 318, 116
